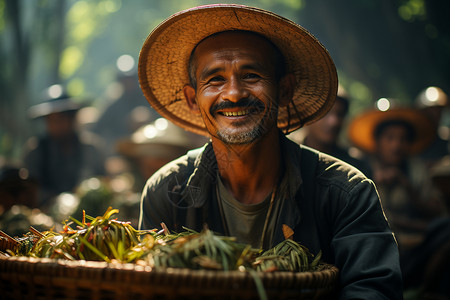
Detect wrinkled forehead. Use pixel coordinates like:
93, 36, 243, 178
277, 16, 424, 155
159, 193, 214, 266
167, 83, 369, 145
192, 30, 281, 62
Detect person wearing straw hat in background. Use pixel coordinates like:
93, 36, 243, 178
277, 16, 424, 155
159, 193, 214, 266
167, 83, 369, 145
288, 86, 371, 176
23, 84, 106, 211
138, 4, 402, 299
103, 117, 208, 227
415, 86, 449, 169
116, 117, 207, 191
349, 107, 447, 254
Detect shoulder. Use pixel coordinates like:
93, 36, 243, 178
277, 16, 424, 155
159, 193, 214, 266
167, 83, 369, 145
141, 146, 206, 223
147, 155, 191, 187
302, 145, 372, 194
144, 146, 203, 193
23, 136, 48, 157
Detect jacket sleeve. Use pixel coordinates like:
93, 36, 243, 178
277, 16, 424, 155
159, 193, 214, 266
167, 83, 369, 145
138, 168, 180, 231
328, 178, 403, 300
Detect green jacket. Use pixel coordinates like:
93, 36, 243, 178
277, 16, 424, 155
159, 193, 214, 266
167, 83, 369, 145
139, 135, 403, 300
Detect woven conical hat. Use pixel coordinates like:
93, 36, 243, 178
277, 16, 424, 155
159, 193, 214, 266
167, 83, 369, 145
348, 108, 435, 154
139, 4, 338, 136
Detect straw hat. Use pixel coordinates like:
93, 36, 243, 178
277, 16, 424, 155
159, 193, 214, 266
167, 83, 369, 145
116, 118, 195, 159
138, 4, 338, 136
348, 108, 435, 154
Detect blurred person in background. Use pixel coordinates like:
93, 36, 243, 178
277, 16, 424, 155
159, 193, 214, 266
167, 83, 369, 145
23, 84, 106, 211
349, 107, 446, 253
91, 55, 160, 157
116, 117, 207, 191
415, 86, 449, 169
52, 118, 207, 227
288, 86, 370, 175
401, 155, 450, 300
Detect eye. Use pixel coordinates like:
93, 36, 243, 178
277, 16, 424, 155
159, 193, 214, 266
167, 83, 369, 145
207, 76, 225, 84
243, 73, 261, 80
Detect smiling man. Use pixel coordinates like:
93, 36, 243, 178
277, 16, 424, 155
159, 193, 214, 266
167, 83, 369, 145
186, 31, 282, 146
138, 5, 402, 299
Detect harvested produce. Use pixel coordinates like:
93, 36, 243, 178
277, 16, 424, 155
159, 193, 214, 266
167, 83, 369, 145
0, 208, 328, 300
1, 207, 322, 273
255, 239, 322, 272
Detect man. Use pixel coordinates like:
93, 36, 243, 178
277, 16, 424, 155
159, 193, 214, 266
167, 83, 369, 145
349, 107, 445, 253
23, 85, 106, 209
138, 5, 402, 299
415, 86, 449, 169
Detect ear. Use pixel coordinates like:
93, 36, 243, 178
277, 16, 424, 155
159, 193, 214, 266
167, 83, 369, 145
183, 85, 200, 114
278, 73, 296, 108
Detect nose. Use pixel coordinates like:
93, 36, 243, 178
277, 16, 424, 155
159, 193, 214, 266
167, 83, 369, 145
221, 77, 249, 102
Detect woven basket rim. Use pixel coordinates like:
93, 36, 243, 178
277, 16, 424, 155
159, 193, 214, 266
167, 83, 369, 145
0, 255, 339, 286
0, 256, 339, 299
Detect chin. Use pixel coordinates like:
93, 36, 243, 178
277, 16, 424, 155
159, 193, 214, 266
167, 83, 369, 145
217, 126, 264, 145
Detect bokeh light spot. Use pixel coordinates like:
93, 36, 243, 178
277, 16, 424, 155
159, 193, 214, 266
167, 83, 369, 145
143, 125, 158, 139
48, 84, 64, 98
425, 87, 439, 102
60, 46, 84, 78
377, 98, 391, 111
116, 54, 135, 72
154, 118, 168, 131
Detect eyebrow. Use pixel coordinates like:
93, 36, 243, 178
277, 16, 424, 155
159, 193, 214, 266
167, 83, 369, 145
199, 66, 223, 81
199, 62, 269, 81
242, 62, 266, 71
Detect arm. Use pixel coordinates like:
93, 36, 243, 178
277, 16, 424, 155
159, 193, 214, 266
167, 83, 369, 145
329, 179, 403, 300
138, 175, 177, 231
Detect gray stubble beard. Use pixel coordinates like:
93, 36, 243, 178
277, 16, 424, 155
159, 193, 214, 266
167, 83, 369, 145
216, 124, 263, 145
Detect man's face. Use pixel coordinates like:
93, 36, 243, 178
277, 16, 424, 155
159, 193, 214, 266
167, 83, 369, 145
185, 31, 283, 145
45, 112, 76, 139
307, 99, 347, 146
376, 125, 412, 166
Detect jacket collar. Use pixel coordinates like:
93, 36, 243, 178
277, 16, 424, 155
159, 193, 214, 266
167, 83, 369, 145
183, 142, 217, 208
182, 134, 305, 239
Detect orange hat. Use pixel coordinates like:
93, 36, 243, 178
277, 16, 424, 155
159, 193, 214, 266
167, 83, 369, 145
348, 108, 435, 154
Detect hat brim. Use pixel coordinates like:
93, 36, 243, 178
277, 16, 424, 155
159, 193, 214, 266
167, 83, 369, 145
28, 97, 83, 119
138, 4, 338, 136
348, 108, 436, 154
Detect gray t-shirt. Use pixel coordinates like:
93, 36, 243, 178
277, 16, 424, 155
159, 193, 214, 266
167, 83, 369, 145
216, 174, 285, 249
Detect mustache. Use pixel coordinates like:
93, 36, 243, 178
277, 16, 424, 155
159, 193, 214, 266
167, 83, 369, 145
210, 97, 265, 114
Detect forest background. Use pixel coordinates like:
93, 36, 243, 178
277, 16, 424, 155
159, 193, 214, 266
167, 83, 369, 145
1, 0, 449, 163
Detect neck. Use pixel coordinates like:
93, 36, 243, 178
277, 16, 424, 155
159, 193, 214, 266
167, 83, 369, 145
212, 128, 283, 205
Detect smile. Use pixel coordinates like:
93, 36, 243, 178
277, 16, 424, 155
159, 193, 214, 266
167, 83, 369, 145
221, 110, 250, 117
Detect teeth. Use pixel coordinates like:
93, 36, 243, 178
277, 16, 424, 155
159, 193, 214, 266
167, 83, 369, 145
222, 110, 249, 117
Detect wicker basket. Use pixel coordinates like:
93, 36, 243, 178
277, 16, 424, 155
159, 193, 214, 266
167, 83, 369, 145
0, 255, 339, 300
0, 236, 17, 253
